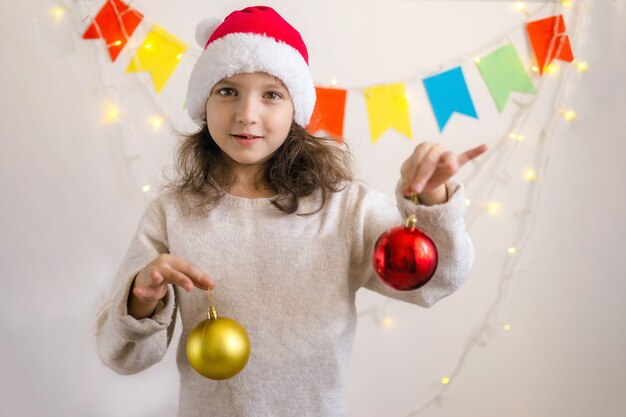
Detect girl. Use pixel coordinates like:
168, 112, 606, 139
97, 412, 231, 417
95, 5, 488, 417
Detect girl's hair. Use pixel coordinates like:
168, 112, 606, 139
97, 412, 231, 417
163, 121, 353, 216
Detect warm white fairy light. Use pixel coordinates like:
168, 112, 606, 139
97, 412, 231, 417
465, 198, 471, 207
524, 168, 537, 181
441, 377, 450, 385
142, 185, 151, 192
330, 78, 338, 86
51, 7, 65, 22
103, 102, 120, 123
383, 316, 395, 329
474, 56, 481, 63
149, 116, 164, 130
561, 109, 577, 121
575, 61, 589, 72
509, 132, 524, 141
486, 202, 502, 216
545, 63, 558, 75
515, 2, 527, 12
531, 65, 540, 73
177, 53, 184, 60
508, 247, 517, 255
503, 324, 511, 331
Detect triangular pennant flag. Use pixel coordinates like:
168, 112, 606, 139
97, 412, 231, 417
82, 0, 143, 62
476, 44, 537, 112
422, 67, 478, 132
125, 25, 188, 93
364, 83, 412, 143
526, 15, 574, 75
307, 87, 347, 141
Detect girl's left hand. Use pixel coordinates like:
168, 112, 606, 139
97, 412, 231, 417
400, 142, 488, 199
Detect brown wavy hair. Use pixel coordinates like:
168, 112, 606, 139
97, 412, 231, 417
163, 121, 353, 216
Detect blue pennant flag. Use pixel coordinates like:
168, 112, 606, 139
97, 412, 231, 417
422, 66, 478, 132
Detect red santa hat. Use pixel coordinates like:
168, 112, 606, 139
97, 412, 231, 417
186, 5, 316, 128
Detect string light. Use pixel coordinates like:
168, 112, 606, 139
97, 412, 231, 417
441, 377, 450, 385
176, 53, 184, 60
560, 109, 577, 121
330, 78, 338, 86
515, 2, 527, 12
103, 102, 120, 123
142, 185, 151, 193
486, 202, 502, 216
545, 63, 558, 74
508, 247, 517, 255
509, 132, 524, 141
503, 324, 511, 331
149, 116, 164, 130
474, 56, 481, 63
575, 61, 588, 72
531, 65, 540, 73
465, 198, 471, 207
50, 7, 65, 22
383, 316, 395, 329
524, 168, 537, 181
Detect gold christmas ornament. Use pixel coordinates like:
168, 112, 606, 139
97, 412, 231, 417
186, 289, 250, 380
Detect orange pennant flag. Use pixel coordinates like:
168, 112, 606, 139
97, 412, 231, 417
526, 15, 574, 75
83, 0, 144, 62
307, 87, 347, 141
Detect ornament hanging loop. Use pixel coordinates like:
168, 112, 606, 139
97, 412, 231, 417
207, 288, 218, 320
405, 193, 420, 229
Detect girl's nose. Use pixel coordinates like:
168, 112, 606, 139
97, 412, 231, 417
236, 96, 259, 125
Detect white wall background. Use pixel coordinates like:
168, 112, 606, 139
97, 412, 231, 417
1, 0, 625, 416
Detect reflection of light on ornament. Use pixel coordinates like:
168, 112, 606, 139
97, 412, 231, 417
486, 202, 502, 216
465, 198, 471, 207
515, 2, 526, 12
509, 132, 524, 141
503, 323, 511, 331
176, 53, 184, 60
149, 116, 164, 130
508, 247, 517, 255
104, 102, 120, 123
524, 168, 537, 181
441, 377, 450, 385
51, 7, 65, 22
545, 64, 558, 74
561, 109, 577, 121
330, 78, 338, 86
142, 185, 151, 193
575, 61, 589, 72
383, 316, 395, 329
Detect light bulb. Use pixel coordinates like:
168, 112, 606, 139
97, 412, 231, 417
142, 185, 151, 192
524, 168, 537, 181
149, 116, 164, 129
51, 7, 65, 22
330, 78, 338, 86
104, 102, 120, 123
441, 377, 450, 385
508, 247, 517, 255
486, 202, 502, 216
515, 2, 526, 12
576, 61, 588, 72
561, 109, 577, 121
503, 324, 511, 331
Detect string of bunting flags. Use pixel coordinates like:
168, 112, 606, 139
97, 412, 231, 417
81, 0, 575, 142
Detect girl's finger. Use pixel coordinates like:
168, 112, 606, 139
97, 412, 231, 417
458, 144, 488, 166
171, 258, 215, 290
133, 285, 164, 302
162, 267, 195, 292
411, 145, 445, 193
402, 143, 432, 194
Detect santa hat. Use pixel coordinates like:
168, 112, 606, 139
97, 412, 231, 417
186, 5, 316, 128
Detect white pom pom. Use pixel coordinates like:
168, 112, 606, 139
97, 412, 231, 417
195, 17, 222, 49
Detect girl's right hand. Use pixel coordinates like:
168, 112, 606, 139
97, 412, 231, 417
128, 254, 216, 319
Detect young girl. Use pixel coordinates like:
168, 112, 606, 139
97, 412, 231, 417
95, 5, 487, 417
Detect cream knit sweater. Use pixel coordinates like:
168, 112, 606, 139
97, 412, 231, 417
95, 178, 474, 417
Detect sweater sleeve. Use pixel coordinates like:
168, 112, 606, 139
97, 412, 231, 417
350, 178, 475, 308
94, 198, 178, 375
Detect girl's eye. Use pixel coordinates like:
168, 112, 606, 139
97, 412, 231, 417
264, 91, 282, 100
218, 88, 236, 96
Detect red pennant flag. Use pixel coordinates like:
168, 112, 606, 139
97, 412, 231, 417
307, 87, 347, 141
83, 0, 144, 62
526, 15, 574, 74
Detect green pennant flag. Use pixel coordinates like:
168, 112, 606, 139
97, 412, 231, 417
476, 44, 537, 112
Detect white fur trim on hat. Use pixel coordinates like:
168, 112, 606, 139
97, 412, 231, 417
194, 17, 222, 48
186, 33, 316, 128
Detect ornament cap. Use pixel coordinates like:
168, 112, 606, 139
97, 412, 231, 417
405, 213, 418, 229
208, 306, 218, 320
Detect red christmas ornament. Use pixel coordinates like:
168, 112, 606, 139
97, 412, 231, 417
372, 213, 438, 291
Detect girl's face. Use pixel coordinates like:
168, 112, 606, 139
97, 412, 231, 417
205, 72, 294, 174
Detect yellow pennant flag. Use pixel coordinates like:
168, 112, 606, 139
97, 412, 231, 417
364, 83, 412, 143
126, 25, 188, 93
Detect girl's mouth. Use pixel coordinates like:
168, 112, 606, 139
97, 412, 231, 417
231, 134, 262, 146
